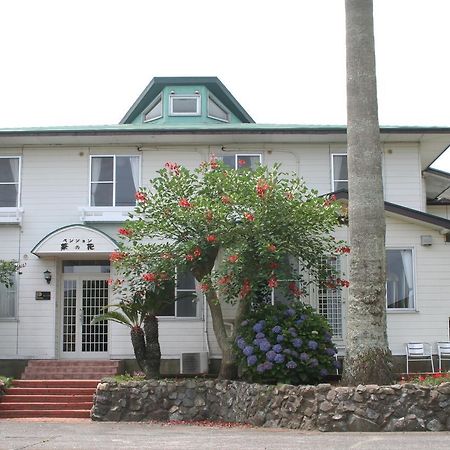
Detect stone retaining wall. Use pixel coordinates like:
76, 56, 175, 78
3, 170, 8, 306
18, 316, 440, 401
92, 379, 450, 431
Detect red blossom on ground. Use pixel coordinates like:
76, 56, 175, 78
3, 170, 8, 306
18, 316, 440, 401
165, 162, 181, 175
206, 234, 217, 243
135, 191, 147, 202
110, 251, 125, 262
179, 198, 192, 208
419, 375, 426, 381
267, 277, 278, 288
267, 244, 276, 253
244, 212, 254, 221
142, 273, 157, 282
228, 255, 238, 263
118, 228, 132, 236
221, 195, 231, 204
193, 248, 202, 258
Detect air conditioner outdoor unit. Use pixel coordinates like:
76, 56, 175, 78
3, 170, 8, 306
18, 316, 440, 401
180, 352, 209, 374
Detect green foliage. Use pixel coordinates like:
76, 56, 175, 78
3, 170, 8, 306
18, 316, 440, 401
0, 375, 13, 391
234, 301, 339, 385
108, 373, 146, 383
0, 260, 20, 287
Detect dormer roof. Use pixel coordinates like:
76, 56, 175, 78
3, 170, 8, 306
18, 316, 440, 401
120, 76, 255, 125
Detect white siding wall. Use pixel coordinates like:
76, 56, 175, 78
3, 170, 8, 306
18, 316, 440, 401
427, 205, 450, 219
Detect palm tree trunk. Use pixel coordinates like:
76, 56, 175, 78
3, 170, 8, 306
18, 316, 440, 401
342, 0, 394, 385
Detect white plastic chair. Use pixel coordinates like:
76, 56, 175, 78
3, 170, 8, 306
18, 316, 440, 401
405, 342, 434, 374
436, 342, 450, 371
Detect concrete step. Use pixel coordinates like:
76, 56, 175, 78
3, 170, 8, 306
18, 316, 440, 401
4, 394, 93, 403
0, 402, 93, 411
27, 359, 120, 367
0, 409, 91, 419
22, 371, 116, 380
12, 380, 100, 389
6, 387, 96, 396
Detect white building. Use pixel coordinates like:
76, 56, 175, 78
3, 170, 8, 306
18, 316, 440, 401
1, 77, 450, 375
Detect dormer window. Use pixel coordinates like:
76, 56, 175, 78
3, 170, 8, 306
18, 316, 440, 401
144, 95, 162, 122
208, 96, 229, 122
169, 94, 201, 116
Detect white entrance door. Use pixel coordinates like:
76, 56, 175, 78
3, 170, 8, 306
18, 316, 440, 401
61, 274, 109, 358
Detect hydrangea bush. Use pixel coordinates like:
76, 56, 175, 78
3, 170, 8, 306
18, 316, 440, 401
235, 302, 339, 385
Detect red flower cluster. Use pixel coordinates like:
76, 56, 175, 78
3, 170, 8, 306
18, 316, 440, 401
200, 283, 210, 293
267, 244, 276, 253
228, 255, 238, 263
288, 281, 303, 298
165, 162, 180, 175
118, 228, 132, 236
239, 279, 251, 298
205, 210, 214, 222
324, 194, 337, 207
110, 251, 125, 262
210, 159, 219, 170
185, 247, 202, 262
142, 273, 157, 282
221, 195, 231, 204
206, 234, 217, 243
267, 277, 278, 288
193, 248, 202, 258
256, 179, 270, 199
135, 191, 147, 202
179, 198, 192, 208
336, 246, 351, 254
244, 212, 254, 222
238, 159, 246, 167
325, 278, 350, 289
218, 275, 231, 285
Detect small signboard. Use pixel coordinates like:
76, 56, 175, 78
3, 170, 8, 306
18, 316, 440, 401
35, 291, 51, 300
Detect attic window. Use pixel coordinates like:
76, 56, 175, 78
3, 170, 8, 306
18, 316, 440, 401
208, 96, 229, 122
170, 95, 201, 116
144, 95, 162, 122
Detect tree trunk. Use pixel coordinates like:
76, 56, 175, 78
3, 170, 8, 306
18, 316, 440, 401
129, 316, 161, 379
342, 0, 394, 385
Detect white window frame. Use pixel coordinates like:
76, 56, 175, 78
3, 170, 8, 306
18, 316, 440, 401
169, 94, 201, 116
0, 274, 17, 320
386, 247, 416, 312
89, 155, 141, 207
143, 94, 163, 123
207, 95, 229, 123
0, 156, 21, 208
331, 153, 348, 192
221, 153, 262, 170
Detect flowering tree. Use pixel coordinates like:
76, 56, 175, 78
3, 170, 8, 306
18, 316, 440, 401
112, 160, 345, 379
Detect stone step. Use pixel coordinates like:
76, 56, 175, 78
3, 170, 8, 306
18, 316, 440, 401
4, 394, 93, 403
0, 402, 93, 411
0, 409, 91, 419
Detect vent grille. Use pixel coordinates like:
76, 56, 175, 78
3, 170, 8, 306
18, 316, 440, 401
180, 352, 208, 374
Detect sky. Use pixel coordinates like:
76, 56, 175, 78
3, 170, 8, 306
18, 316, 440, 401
1, 0, 450, 168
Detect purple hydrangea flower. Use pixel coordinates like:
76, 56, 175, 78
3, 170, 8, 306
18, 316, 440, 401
300, 352, 309, 361
236, 338, 246, 350
286, 361, 297, 369
241, 320, 249, 327
292, 338, 303, 348
295, 318, 304, 326
259, 320, 266, 326
253, 323, 263, 333
272, 325, 282, 334
243, 345, 254, 356
288, 327, 297, 337
325, 348, 337, 356
256, 363, 266, 373
266, 350, 276, 362
323, 331, 332, 342
319, 368, 329, 377
256, 332, 265, 339
285, 308, 295, 317
273, 344, 282, 353
276, 334, 284, 343
259, 339, 271, 352
308, 340, 318, 350
309, 358, 319, 367
274, 353, 285, 364
263, 361, 273, 371
247, 355, 257, 366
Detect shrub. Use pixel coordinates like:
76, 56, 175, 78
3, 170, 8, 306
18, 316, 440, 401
0, 375, 13, 392
406, 372, 450, 386
235, 302, 338, 385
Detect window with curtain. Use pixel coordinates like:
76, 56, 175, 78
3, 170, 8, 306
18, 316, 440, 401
90, 156, 140, 207
386, 249, 415, 309
0, 276, 16, 319
0, 157, 20, 207
331, 154, 348, 191
221, 154, 262, 170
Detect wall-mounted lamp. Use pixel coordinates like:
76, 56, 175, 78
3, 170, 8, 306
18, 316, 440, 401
43, 270, 52, 284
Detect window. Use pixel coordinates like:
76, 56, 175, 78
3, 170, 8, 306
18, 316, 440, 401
222, 154, 262, 170
386, 249, 415, 309
170, 95, 201, 116
158, 270, 197, 318
208, 96, 229, 122
143, 95, 162, 122
0, 157, 20, 207
90, 156, 140, 207
331, 154, 348, 191
0, 276, 16, 319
